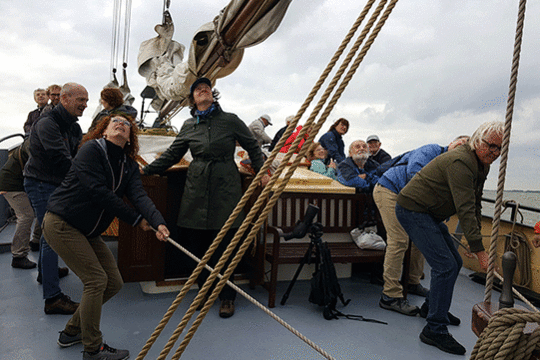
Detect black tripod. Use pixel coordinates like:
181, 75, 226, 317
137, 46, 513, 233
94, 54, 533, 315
280, 222, 324, 306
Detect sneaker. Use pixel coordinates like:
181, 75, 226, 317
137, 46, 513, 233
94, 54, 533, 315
11, 257, 37, 269
57, 330, 82, 347
83, 343, 129, 360
419, 302, 461, 326
44, 294, 79, 315
419, 326, 466, 355
219, 300, 235, 318
407, 283, 429, 297
379, 295, 419, 316
30, 241, 40, 252
37, 267, 69, 284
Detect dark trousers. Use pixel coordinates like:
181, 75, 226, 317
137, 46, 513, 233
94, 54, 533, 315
395, 204, 462, 334
180, 227, 238, 301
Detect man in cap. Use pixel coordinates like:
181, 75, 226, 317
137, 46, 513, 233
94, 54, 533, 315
367, 135, 391, 164
269, 115, 294, 152
248, 114, 273, 146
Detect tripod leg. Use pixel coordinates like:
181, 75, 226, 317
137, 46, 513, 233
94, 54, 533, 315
280, 242, 315, 305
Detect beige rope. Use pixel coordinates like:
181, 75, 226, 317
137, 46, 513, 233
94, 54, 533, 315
170, 2, 402, 359
136, 1, 380, 359
470, 308, 540, 360
484, 0, 528, 303
163, 234, 338, 359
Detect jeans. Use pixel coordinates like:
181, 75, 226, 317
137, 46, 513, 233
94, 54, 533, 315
24, 177, 61, 300
395, 204, 462, 334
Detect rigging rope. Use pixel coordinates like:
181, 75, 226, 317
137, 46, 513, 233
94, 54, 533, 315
136, 0, 401, 359
484, 0, 528, 304
110, 0, 122, 80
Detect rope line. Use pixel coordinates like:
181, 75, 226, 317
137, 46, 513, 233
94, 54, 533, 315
136, 1, 400, 359
484, 0, 528, 304
163, 233, 337, 359
136, 1, 378, 358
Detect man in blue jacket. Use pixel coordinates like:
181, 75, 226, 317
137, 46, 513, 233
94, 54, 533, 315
373, 136, 469, 316
337, 140, 379, 192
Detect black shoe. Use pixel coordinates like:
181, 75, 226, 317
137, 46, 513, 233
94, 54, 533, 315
408, 283, 429, 297
420, 302, 461, 326
11, 257, 37, 269
419, 326, 466, 355
37, 267, 69, 284
379, 295, 419, 316
83, 343, 129, 360
29, 242, 40, 252
44, 294, 79, 315
57, 330, 82, 347
219, 300, 235, 318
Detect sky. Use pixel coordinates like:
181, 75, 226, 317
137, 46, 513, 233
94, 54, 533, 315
0, 0, 539, 190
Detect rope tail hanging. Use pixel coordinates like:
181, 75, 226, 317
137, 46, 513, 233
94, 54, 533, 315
483, 0, 528, 304
136, 0, 400, 359
110, 0, 122, 85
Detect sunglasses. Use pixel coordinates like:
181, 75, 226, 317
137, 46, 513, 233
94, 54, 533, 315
111, 118, 132, 128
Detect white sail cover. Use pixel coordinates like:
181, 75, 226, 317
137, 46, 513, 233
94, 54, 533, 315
137, 0, 291, 106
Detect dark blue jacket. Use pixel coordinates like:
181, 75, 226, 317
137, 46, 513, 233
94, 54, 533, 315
23, 103, 82, 185
337, 157, 379, 192
47, 138, 166, 238
319, 129, 345, 163
378, 144, 447, 194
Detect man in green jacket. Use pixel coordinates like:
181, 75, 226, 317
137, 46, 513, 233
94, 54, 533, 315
395, 121, 503, 355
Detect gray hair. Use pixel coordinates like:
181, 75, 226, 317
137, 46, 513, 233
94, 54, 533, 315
469, 121, 505, 150
348, 140, 367, 154
33, 88, 46, 95
60, 82, 85, 97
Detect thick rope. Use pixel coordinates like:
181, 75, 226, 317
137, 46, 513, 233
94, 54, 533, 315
136, 2, 379, 359
162, 234, 337, 359
170, 2, 401, 359
484, 0, 528, 303
470, 308, 540, 360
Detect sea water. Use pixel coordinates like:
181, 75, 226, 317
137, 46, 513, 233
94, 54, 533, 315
482, 190, 540, 228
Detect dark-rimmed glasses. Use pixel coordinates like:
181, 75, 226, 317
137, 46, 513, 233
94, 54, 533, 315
482, 139, 501, 153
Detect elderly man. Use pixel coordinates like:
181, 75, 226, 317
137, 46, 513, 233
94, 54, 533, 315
24, 83, 88, 315
248, 114, 273, 146
23, 88, 49, 133
374, 136, 470, 317
367, 134, 391, 165
395, 121, 502, 355
269, 115, 293, 152
337, 140, 379, 192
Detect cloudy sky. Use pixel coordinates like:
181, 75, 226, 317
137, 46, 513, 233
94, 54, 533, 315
1, 0, 539, 190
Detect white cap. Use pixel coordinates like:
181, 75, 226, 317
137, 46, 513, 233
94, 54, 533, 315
260, 114, 272, 125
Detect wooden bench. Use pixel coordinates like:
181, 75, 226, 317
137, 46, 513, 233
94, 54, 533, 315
259, 191, 385, 308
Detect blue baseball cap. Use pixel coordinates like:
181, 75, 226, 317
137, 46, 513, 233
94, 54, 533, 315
190, 77, 212, 96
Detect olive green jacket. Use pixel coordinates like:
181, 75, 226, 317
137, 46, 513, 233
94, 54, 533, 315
144, 104, 264, 230
0, 138, 30, 192
397, 144, 489, 252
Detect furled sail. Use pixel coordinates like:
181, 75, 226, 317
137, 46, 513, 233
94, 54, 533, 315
137, 0, 292, 117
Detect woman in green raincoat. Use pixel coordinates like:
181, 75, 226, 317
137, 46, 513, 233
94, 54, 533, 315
143, 77, 268, 318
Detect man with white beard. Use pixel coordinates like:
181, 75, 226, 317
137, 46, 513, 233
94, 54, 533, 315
337, 140, 379, 192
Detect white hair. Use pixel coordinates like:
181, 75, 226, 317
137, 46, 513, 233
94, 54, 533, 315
469, 121, 505, 150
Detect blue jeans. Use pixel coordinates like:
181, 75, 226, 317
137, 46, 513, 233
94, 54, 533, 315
395, 204, 462, 334
24, 177, 61, 300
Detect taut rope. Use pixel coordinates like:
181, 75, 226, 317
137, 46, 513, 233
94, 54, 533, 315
136, 0, 400, 359
471, 0, 537, 358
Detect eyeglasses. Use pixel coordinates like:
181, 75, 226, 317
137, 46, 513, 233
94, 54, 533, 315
111, 118, 132, 127
482, 139, 501, 153
49, 93, 61, 97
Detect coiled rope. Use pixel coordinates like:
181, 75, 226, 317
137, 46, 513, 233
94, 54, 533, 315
470, 308, 540, 360
136, 1, 400, 359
